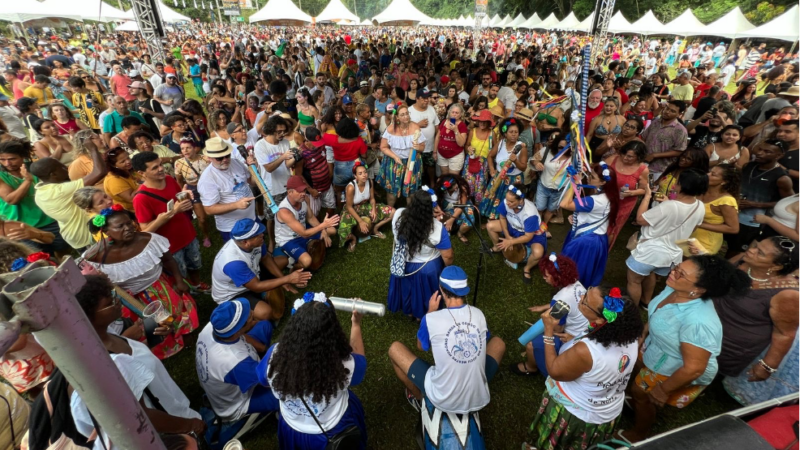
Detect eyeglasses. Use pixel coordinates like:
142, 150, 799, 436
580, 288, 604, 317
213, 155, 231, 161
669, 262, 696, 282
97, 289, 121, 313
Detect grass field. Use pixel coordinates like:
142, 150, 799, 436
168, 83, 742, 449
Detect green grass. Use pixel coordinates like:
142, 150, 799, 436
168, 82, 741, 449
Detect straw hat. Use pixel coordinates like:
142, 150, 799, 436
203, 137, 233, 158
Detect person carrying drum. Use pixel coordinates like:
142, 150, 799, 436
486, 182, 547, 284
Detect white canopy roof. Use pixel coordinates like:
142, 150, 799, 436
606, 10, 632, 33
498, 14, 512, 28
316, 0, 359, 23
115, 20, 140, 31
627, 10, 665, 35
508, 13, 526, 28
519, 13, 541, 29
661, 9, 705, 36
371, 0, 431, 25
41, 0, 129, 22
536, 12, 560, 29
574, 13, 594, 32
554, 11, 580, 30
0, 0, 82, 23
250, 0, 312, 24
685, 6, 754, 38
120, 0, 190, 22
488, 14, 501, 27
739, 4, 799, 41
356, 18, 372, 25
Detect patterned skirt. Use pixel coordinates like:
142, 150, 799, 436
527, 391, 618, 450
377, 154, 422, 198
338, 201, 394, 246
723, 334, 799, 406
462, 157, 488, 204
479, 172, 523, 219
122, 273, 199, 360
442, 201, 476, 229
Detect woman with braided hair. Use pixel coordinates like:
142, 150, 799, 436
522, 286, 644, 450
479, 117, 528, 219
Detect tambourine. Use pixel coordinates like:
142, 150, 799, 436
306, 239, 326, 271
502, 243, 526, 263
353, 216, 373, 238
266, 288, 286, 320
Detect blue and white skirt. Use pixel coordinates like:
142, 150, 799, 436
562, 230, 608, 287
387, 256, 445, 319
277, 390, 367, 450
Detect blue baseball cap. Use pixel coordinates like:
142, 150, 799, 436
439, 266, 470, 297
342, 94, 354, 104
231, 218, 266, 240
210, 298, 250, 338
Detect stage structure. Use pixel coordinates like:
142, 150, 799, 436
589, 0, 615, 63
473, 0, 487, 58
131, 0, 167, 63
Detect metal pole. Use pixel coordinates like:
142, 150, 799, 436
0, 259, 167, 450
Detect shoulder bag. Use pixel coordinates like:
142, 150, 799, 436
626, 200, 701, 251
299, 397, 361, 450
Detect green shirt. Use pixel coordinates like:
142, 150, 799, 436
171, 47, 182, 60
0, 170, 54, 228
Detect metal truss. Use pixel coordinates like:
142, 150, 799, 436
131, 0, 167, 63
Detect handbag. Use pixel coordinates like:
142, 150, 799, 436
626, 200, 701, 251
389, 238, 408, 277
299, 397, 362, 450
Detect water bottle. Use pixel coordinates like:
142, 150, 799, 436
620, 183, 629, 199
85, 95, 93, 110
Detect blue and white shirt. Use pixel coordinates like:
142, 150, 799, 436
573, 193, 611, 236
497, 198, 541, 240
211, 238, 266, 303
392, 208, 451, 263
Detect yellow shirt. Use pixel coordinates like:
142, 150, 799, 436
688, 195, 738, 256
671, 83, 694, 102
34, 179, 93, 249
22, 85, 55, 106
103, 173, 139, 211
68, 154, 106, 190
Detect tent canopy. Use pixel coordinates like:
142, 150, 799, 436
535, 12, 559, 29
520, 13, 541, 29
661, 9, 705, 36
627, 10, 665, 35
554, 11, 580, 30
606, 10, 632, 33
574, 13, 594, 32
41, 0, 130, 22
738, 4, 799, 41
685, 6, 754, 38
371, 0, 431, 25
250, 0, 312, 24
120, 0, 190, 22
316, 0, 359, 24
498, 14, 512, 28
0, 0, 82, 23
508, 13, 526, 29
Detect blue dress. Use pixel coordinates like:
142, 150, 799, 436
561, 194, 610, 287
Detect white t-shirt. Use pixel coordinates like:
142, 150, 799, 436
254, 138, 290, 196
71, 339, 200, 450
631, 199, 704, 268
197, 159, 256, 232
553, 281, 590, 342
275, 197, 308, 246
408, 105, 440, 153
392, 208, 451, 263
211, 237, 262, 302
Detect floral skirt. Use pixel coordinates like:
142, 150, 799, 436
479, 172, 523, 219
442, 202, 476, 229
462, 158, 487, 204
122, 273, 199, 360
338, 202, 394, 246
528, 391, 618, 450
635, 366, 707, 408
377, 154, 422, 198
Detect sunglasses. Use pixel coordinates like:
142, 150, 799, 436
213, 155, 231, 161
775, 237, 796, 252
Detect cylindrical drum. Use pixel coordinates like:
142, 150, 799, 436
329, 296, 386, 316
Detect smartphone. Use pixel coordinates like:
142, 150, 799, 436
449, 118, 456, 125
166, 199, 175, 212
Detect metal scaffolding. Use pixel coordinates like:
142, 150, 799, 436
473, 0, 487, 59
589, 0, 616, 64
131, 0, 167, 63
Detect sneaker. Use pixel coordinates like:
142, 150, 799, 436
405, 388, 421, 412
191, 281, 211, 293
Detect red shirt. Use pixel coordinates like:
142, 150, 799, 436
132, 176, 196, 253
616, 88, 629, 106
437, 120, 468, 159
322, 134, 367, 162
111, 74, 135, 101
584, 103, 604, 135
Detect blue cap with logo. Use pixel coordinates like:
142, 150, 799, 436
231, 218, 266, 240
210, 298, 250, 338
439, 266, 470, 297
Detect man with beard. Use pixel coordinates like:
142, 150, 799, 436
352, 80, 371, 106
469, 71, 492, 103
310, 73, 336, 107
154, 73, 185, 115
198, 137, 257, 242
641, 101, 689, 180
583, 89, 604, 135
687, 107, 729, 148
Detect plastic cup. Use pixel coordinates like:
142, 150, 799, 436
223, 440, 243, 450
142, 301, 171, 324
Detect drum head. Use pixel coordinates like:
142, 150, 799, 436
353, 216, 373, 238
266, 288, 286, 320
307, 239, 326, 271
503, 243, 526, 264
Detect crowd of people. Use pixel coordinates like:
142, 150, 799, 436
0, 20, 797, 450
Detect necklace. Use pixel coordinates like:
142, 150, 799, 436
748, 163, 780, 182
747, 268, 769, 282
446, 304, 471, 335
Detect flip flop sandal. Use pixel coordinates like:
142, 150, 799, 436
523, 270, 532, 284
373, 231, 386, 239
458, 234, 469, 244
510, 362, 536, 376
347, 240, 357, 253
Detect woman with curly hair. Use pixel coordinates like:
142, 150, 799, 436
103, 148, 139, 211
338, 161, 395, 252
388, 189, 454, 320
83, 207, 198, 359
688, 164, 740, 256
522, 286, 644, 450
259, 296, 367, 450
435, 174, 475, 243
622, 255, 751, 443
479, 118, 528, 219
513, 253, 587, 377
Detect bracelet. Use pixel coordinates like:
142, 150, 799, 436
542, 335, 555, 343
543, 341, 556, 346
758, 359, 777, 374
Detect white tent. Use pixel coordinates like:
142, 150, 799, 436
508, 13, 526, 28
554, 11, 580, 30
519, 13, 541, 29
606, 10, 633, 33
661, 9, 705, 36
536, 12, 560, 30
115, 20, 140, 31
739, 4, 799, 41
41, 0, 129, 22
573, 13, 593, 32
371, 0, 431, 25
685, 6, 754, 38
120, 0, 190, 22
250, 0, 312, 24
626, 10, 665, 35
0, 0, 82, 23
316, 0, 359, 23
498, 14, 512, 28
488, 14, 502, 27
355, 18, 372, 25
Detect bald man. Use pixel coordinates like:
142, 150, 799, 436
32, 138, 107, 251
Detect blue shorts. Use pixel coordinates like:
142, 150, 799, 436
333, 160, 357, 186
626, 254, 671, 277
172, 238, 202, 277
407, 355, 499, 397
535, 182, 562, 212
279, 232, 321, 260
